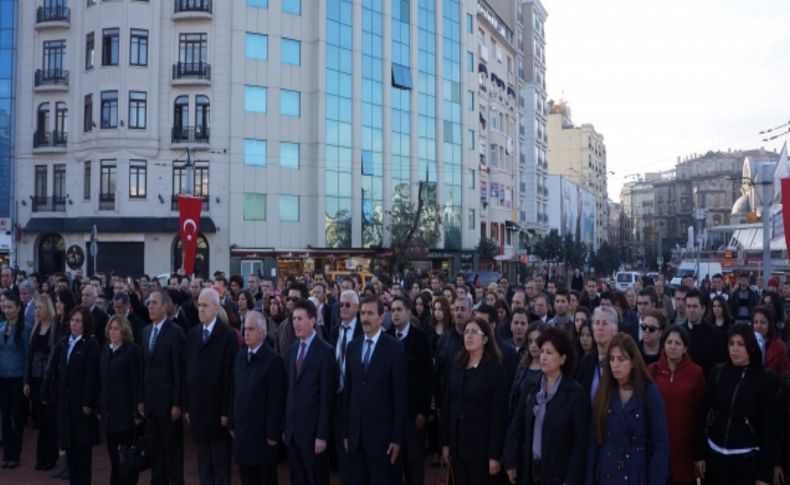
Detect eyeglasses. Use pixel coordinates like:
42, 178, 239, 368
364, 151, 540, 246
464, 329, 485, 337
640, 325, 660, 333
286, 297, 299, 302
339, 302, 355, 308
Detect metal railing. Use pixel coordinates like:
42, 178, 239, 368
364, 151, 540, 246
171, 126, 210, 144
33, 130, 67, 148
34, 68, 69, 87
99, 193, 115, 210
32, 196, 66, 212
174, 0, 212, 14
36, 5, 71, 23
172, 62, 211, 80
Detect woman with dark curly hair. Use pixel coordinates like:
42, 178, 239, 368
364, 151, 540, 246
504, 326, 589, 485
412, 292, 432, 333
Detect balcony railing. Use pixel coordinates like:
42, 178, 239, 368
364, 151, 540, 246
99, 193, 115, 211
36, 5, 71, 23
33, 130, 67, 148
34, 68, 69, 87
172, 62, 211, 81
171, 126, 210, 144
171, 194, 209, 211
174, 0, 212, 13
32, 196, 66, 212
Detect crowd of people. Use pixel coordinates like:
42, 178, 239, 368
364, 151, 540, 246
1, 265, 790, 485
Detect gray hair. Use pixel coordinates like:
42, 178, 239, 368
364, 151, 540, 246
593, 306, 620, 327
19, 280, 36, 293
200, 287, 220, 306
82, 285, 98, 297
245, 311, 268, 334
340, 289, 359, 305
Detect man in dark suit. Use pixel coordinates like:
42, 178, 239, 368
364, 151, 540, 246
82, 284, 109, 346
387, 296, 432, 485
142, 289, 186, 485
182, 277, 203, 329
229, 311, 286, 485
284, 299, 336, 485
329, 289, 363, 484
184, 288, 238, 485
343, 295, 407, 485
112, 291, 145, 345
167, 288, 192, 334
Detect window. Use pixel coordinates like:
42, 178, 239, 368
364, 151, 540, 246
282, 0, 300, 15
83, 94, 93, 132
467, 129, 475, 149
102, 28, 119, 66
466, 51, 474, 72
100, 91, 118, 128
467, 169, 475, 189
244, 139, 267, 166
35, 166, 47, 198
280, 89, 300, 117
466, 13, 473, 33
100, 160, 117, 200
280, 195, 299, 221
174, 96, 189, 129
128, 91, 147, 129
53, 164, 66, 202
280, 142, 299, 168
172, 161, 209, 199
467, 90, 474, 111
85, 33, 94, 69
54, 102, 67, 136
129, 29, 148, 66
84, 161, 91, 200
179, 33, 207, 66
391, 63, 413, 89
246, 0, 267, 7
244, 85, 267, 113
468, 209, 475, 230
245, 33, 267, 60
42, 40, 65, 73
129, 160, 147, 198
243, 193, 267, 220
195, 95, 210, 134
281, 38, 300, 65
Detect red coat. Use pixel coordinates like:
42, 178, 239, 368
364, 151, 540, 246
765, 338, 790, 375
648, 352, 705, 484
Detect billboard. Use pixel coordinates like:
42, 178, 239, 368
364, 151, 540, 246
547, 175, 596, 248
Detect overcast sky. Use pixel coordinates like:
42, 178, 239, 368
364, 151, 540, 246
542, 0, 790, 200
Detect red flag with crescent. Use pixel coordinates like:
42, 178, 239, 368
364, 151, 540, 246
178, 195, 203, 276
782, 179, 790, 255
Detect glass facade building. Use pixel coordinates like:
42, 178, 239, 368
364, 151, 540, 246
0, 0, 15, 221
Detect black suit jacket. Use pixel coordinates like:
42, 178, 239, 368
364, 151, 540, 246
575, 349, 600, 399
99, 342, 143, 434
91, 306, 109, 346
621, 310, 639, 343
229, 343, 286, 466
504, 375, 590, 485
442, 360, 508, 462
55, 335, 100, 449
344, 331, 408, 456
128, 313, 146, 346
387, 325, 433, 420
171, 309, 191, 335
142, 320, 185, 419
329, 319, 364, 348
283, 335, 337, 451
184, 321, 238, 441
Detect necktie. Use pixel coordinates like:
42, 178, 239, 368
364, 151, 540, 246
202, 328, 210, 342
149, 326, 159, 352
397, 332, 404, 341
247, 350, 253, 363
363, 339, 373, 373
340, 326, 349, 363
296, 342, 306, 377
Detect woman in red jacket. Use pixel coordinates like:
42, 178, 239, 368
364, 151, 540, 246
752, 304, 790, 375
648, 325, 705, 485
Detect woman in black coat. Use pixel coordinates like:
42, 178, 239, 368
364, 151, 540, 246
442, 317, 508, 485
694, 324, 778, 485
504, 327, 590, 485
99, 315, 143, 485
53, 306, 100, 485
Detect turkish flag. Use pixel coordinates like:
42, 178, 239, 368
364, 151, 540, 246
178, 195, 203, 276
782, 179, 790, 255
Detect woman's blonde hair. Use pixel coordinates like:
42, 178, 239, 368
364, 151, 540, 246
106, 314, 134, 344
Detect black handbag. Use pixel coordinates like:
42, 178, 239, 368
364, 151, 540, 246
118, 424, 149, 478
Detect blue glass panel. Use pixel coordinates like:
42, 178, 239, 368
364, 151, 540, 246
245, 33, 268, 60
244, 139, 267, 166
244, 86, 267, 113
280, 90, 300, 117
247, 0, 268, 7
281, 38, 301, 65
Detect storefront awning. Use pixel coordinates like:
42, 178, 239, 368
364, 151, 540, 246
24, 217, 217, 234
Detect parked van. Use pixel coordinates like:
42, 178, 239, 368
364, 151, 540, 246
669, 261, 723, 288
615, 271, 642, 291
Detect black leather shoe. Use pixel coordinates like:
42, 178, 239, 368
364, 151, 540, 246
52, 464, 67, 478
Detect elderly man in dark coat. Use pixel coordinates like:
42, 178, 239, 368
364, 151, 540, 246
229, 311, 286, 485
